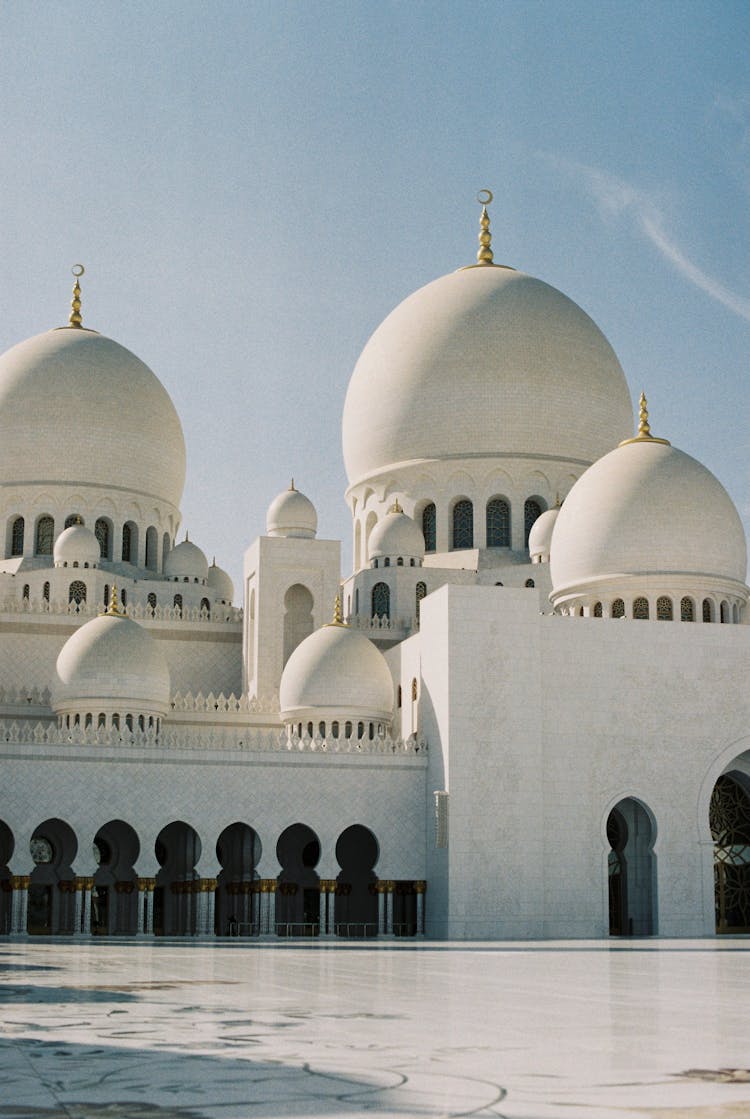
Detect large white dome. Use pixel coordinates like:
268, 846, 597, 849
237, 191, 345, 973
0, 327, 186, 509
550, 433, 748, 606
52, 607, 171, 717
343, 265, 633, 486
279, 622, 393, 723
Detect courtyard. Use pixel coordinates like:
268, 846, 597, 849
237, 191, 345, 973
0, 938, 748, 1119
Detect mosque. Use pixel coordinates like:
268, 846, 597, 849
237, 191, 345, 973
1, 196, 748, 941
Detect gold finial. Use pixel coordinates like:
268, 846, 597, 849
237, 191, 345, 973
103, 582, 125, 617
389, 499, 403, 514
619, 392, 671, 447
326, 594, 347, 628
68, 265, 85, 328
475, 189, 494, 266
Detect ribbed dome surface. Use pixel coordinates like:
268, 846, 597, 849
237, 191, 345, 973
279, 624, 393, 720
550, 439, 747, 595
53, 612, 171, 715
343, 266, 632, 485
0, 328, 185, 509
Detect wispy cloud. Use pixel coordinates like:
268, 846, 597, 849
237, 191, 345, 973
541, 155, 750, 322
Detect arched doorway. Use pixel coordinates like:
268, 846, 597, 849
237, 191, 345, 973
710, 773, 750, 933
276, 823, 320, 936
606, 799, 657, 935
92, 820, 140, 935
28, 819, 78, 935
215, 822, 261, 936
283, 584, 314, 666
0, 821, 13, 934
154, 821, 201, 935
334, 825, 379, 937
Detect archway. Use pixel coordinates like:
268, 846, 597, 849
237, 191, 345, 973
334, 825, 379, 937
28, 819, 78, 935
215, 823, 261, 936
154, 821, 201, 935
276, 823, 320, 936
710, 773, 750, 933
283, 584, 314, 667
606, 799, 657, 935
0, 821, 13, 934
92, 820, 140, 935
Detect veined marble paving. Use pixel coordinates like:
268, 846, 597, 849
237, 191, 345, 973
0, 939, 749, 1119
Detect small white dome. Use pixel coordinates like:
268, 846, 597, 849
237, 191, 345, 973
368, 503, 425, 563
266, 482, 317, 539
208, 559, 234, 604
52, 607, 171, 717
550, 430, 748, 608
279, 622, 393, 723
528, 507, 559, 563
53, 523, 100, 568
163, 537, 208, 583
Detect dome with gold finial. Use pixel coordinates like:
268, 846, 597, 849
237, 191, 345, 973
207, 558, 234, 604
342, 192, 633, 492
279, 598, 394, 729
266, 480, 318, 539
0, 267, 186, 515
163, 534, 208, 583
549, 394, 748, 616
368, 501, 425, 566
53, 521, 100, 569
51, 585, 171, 727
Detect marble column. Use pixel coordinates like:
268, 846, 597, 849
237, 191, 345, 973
319, 880, 335, 937
73, 880, 84, 935
141, 879, 155, 935
204, 880, 217, 936
11, 876, 29, 935
377, 882, 386, 936
265, 880, 277, 936
415, 881, 426, 936
80, 879, 93, 935
194, 882, 206, 936
385, 881, 395, 936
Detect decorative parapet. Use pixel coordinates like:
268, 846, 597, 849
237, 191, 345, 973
346, 615, 415, 635
0, 717, 427, 757
170, 691, 279, 714
0, 597, 243, 625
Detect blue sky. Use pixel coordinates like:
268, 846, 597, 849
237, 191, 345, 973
2, 1, 748, 587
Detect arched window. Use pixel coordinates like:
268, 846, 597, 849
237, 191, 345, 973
173, 593, 183, 615
680, 597, 694, 621
593, 602, 602, 617
416, 580, 427, 622
372, 582, 390, 619
720, 600, 730, 624
525, 578, 535, 588
35, 515, 54, 556
331, 721, 339, 739
384, 557, 390, 567
64, 513, 83, 528
103, 584, 110, 608
68, 580, 86, 604
22, 583, 30, 600
162, 532, 171, 565
345, 721, 352, 739
612, 598, 625, 618
357, 721, 364, 739
10, 517, 24, 556
121, 522, 133, 562
633, 597, 649, 620
411, 677, 418, 701
703, 598, 713, 623
147, 592, 157, 611
452, 499, 473, 549
120, 588, 127, 607
397, 557, 403, 566
524, 499, 543, 548
145, 526, 158, 570
283, 584, 314, 666
354, 587, 359, 615
200, 597, 210, 616
397, 685, 402, 708
94, 518, 111, 559
422, 503, 436, 553
486, 498, 510, 547
656, 596, 673, 621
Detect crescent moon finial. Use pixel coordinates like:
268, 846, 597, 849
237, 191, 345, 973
475, 189, 494, 265
477, 189, 493, 206
68, 264, 85, 327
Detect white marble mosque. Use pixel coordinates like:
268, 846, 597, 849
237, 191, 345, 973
1, 195, 749, 942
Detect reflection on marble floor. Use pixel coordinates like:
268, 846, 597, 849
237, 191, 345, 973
0, 940, 749, 1119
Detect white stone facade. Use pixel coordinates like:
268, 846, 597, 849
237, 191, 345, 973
1, 211, 748, 941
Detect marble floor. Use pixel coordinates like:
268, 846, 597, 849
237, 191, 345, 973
0, 939, 749, 1119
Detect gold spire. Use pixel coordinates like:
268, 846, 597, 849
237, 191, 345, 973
326, 594, 347, 628
475, 189, 494, 266
619, 392, 671, 447
103, 582, 125, 617
290, 478, 296, 491
68, 265, 85, 328
389, 499, 403, 514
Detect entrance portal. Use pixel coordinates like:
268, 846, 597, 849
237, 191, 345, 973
710, 773, 750, 933
607, 799, 657, 935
